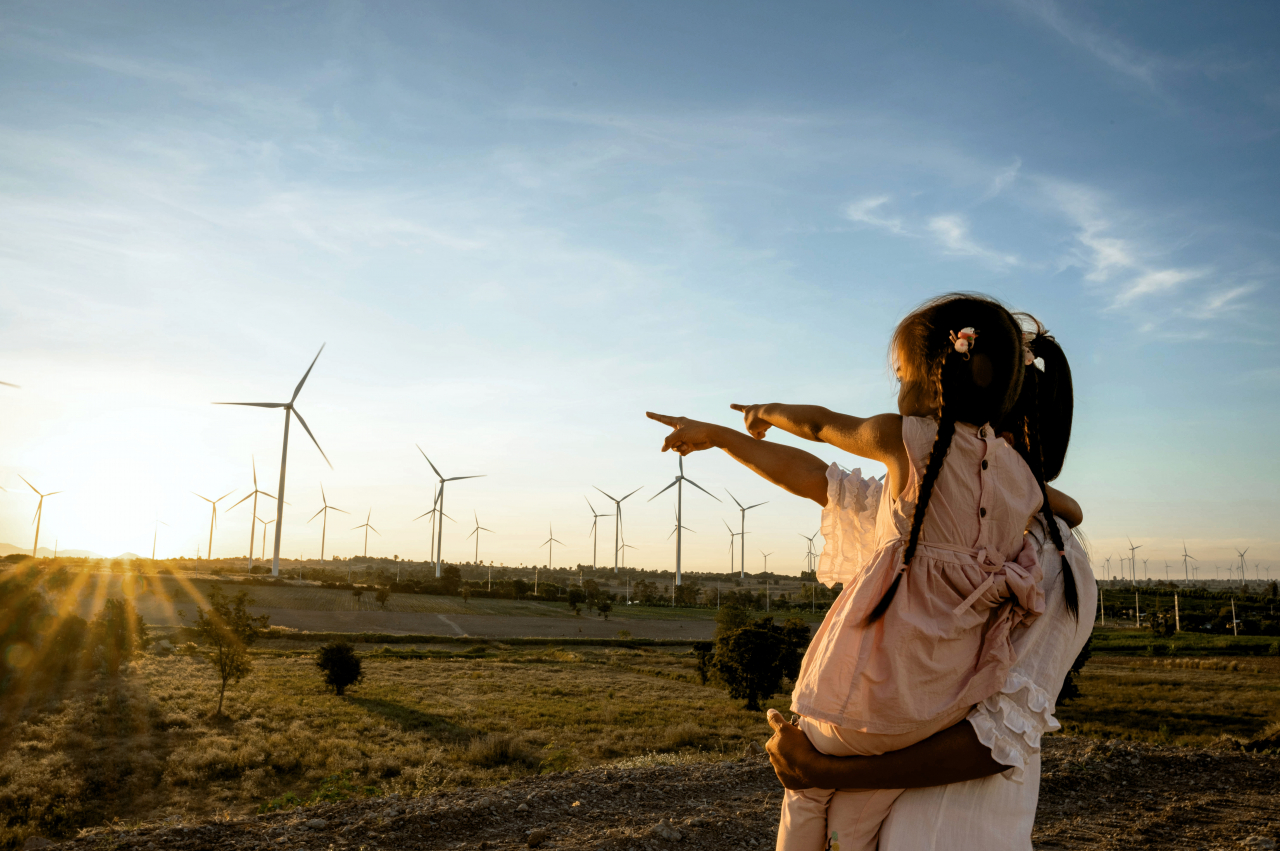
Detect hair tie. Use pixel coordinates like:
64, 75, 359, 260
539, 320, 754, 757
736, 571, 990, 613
949, 327, 977, 359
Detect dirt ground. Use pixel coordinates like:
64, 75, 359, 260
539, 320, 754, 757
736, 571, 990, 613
253, 607, 718, 640
44, 737, 1280, 851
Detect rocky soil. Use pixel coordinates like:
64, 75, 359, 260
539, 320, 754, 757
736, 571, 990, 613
30, 737, 1280, 851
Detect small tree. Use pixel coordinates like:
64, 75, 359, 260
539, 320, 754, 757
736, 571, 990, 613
597, 600, 612, 620
316, 641, 363, 696
711, 617, 810, 710
567, 586, 586, 614
375, 587, 390, 609
91, 598, 149, 676
190, 586, 269, 716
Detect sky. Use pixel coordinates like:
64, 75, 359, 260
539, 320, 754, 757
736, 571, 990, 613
1, 0, 1278, 579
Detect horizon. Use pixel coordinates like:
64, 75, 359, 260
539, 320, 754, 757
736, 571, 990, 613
2, 1, 1278, 572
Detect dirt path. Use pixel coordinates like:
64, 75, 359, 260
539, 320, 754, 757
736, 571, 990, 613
253, 608, 718, 640
46, 737, 1279, 851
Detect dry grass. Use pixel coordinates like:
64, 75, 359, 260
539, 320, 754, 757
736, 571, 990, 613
0, 644, 786, 849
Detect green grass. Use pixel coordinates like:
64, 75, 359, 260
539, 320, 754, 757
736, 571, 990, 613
1086, 626, 1280, 657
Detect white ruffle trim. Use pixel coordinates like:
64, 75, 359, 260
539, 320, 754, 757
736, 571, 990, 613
817, 464, 883, 588
966, 672, 1060, 784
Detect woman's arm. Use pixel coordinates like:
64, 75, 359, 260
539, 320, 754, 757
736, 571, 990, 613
1045, 485, 1082, 528
764, 709, 1007, 790
647, 412, 829, 505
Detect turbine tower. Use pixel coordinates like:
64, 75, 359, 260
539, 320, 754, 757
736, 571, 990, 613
228, 457, 279, 573
152, 520, 168, 561
353, 510, 380, 558
1127, 538, 1142, 584
723, 520, 740, 574
192, 489, 234, 561
648, 457, 720, 586
585, 498, 613, 571
726, 490, 767, 578
258, 517, 275, 562
19, 476, 61, 559
761, 550, 774, 572
416, 446, 483, 578
216, 345, 332, 577
594, 486, 643, 573
467, 512, 494, 566
1236, 547, 1250, 587
1181, 542, 1196, 581
307, 485, 348, 561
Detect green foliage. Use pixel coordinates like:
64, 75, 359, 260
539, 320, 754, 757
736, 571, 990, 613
316, 642, 363, 696
190, 585, 270, 715
713, 603, 755, 639
375, 587, 390, 608
90, 598, 148, 676
567, 586, 586, 613
256, 772, 380, 813
710, 617, 810, 710
597, 600, 612, 619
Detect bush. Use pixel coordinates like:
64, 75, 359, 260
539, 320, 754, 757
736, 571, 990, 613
90, 598, 149, 676
710, 617, 810, 710
316, 642, 363, 696
375, 587, 390, 609
462, 732, 537, 768
190, 585, 270, 715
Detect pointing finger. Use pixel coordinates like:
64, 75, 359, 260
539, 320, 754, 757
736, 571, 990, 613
647, 411, 680, 427
729, 403, 746, 412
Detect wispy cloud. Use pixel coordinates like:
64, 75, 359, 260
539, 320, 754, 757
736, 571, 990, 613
979, 158, 1022, 203
1184, 284, 1261, 320
927, 214, 1019, 268
843, 195, 907, 235
1006, 0, 1161, 89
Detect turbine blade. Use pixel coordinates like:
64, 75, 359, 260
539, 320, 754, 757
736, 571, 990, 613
291, 343, 325, 403
446, 475, 485, 482
213, 402, 288, 408
413, 510, 433, 521
308, 507, 326, 523
585, 496, 596, 513
290, 408, 333, 469
725, 489, 745, 509
193, 492, 212, 503
416, 445, 445, 480
620, 486, 644, 502
332, 507, 349, 515
683, 478, 722, 501
480, 527, 493, 533
370, 526, 380, 536
647, 479, 679, 501
746, 502, 767, 510
441, 511, 455, 523
594, 486, 619, 502
216, 490, 235, 503
0, 381, 19, 388
552, 538, 564, 545
229, 493, 255, 510
18, 475, 40, 495
667, 527, 677, 540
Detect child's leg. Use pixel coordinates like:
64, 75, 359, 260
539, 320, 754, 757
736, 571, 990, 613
775, 718, 860, 851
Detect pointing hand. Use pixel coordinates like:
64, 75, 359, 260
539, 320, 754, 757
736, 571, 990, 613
646, 412, 720, 456
729, 403, 772, 440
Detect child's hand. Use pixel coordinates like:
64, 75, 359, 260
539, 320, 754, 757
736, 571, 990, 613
730, 403, 772, 439
646, 412, 721, 456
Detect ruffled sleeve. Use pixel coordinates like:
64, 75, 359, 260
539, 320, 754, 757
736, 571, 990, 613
817, 463, 883, 588
965, 672, 1060, 784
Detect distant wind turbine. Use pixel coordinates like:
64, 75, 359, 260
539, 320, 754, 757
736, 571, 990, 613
228, 457, 279, 573
467, 512, 496, 589
1127, 538, 1142, 584
353, 510, 380, 558
538, 525, 565, 595
413, 486, 454, 564
594, 486, 643, 573
761, 550, 774, 573
668, 507, 695, 541
649, 457, 720, 586
723, 520, 739, 574
585, 498, 613, 571
152, 520, 168, 561
215, 345, 332, 577
1181, 542, 1196, 581
18, 476, 60, 559
417, 446, 483, 577
800, 530, 819, 575
726, 491, 767, 578
192, 489, 235, 560
1237, 547, 1250, 587
307, 485, 348, 561
258, 517, 275, 562
620, 541, 637, 570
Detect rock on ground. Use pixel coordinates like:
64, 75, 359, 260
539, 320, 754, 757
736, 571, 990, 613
33, 737, 1280, 851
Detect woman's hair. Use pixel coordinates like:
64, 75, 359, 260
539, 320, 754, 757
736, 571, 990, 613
999, 313, 1080, 618
868, 293, 1026, 623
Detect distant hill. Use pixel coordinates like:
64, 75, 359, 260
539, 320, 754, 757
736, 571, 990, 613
0, 542, 104, 559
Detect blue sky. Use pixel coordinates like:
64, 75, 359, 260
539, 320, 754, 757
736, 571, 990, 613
1, 0, 1277, 578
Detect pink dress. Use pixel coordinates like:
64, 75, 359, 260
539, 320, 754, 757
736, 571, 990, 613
791, 417, 1046, 734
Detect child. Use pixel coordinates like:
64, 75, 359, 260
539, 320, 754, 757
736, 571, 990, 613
647, 294, 1068, 851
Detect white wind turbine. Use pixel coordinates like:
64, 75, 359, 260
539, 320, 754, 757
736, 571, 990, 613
413, 485, 454, 565
151, 520, 168, 561
258, 517, 275, 563
1181, 542, 1196, 581
723, 520, 740, 574
18, 477, 61, 558
192, 489, 235, 561
594, 486, 643, 573
1127, 538, 1142, 584
468, 512, 496, 589
538, 525, 565, 595
726, 491, 767, 579
307, 485, 348, 561
649, 457, 720, 586
417, 446, 483, 577
216, 345, 332, 577
585, 498, 613, 571
800, 530, 819, 575
353, 510, 380, 559
761, 550, 774, 573
228, 457, 279, 573
1236, 547, 1250, 587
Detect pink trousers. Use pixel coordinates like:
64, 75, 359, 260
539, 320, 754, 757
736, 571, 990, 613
775, 708, 969, 851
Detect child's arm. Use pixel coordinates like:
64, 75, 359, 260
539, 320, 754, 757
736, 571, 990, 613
1046, 485, 1083, 528
730, 403, 911, 498
647, 412, 829, 505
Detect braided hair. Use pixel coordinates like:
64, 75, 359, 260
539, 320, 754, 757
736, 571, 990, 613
1001, 316, 1079, 619
868, 294, 1026, 623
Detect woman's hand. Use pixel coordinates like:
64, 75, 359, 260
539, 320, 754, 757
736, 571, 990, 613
646, 412, 723, 456
765, 708, 824, 790
729, 403, 773, 439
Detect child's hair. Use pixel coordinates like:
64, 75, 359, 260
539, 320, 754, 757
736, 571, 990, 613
1000, 313, 1079, 619
868, 293, 1027, 623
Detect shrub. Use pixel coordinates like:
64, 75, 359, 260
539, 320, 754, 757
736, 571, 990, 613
375, 587, 390, 609
463, 732, 537, 769
316, 642, 363, 696
598, 600, 613, 620
710, 617, 809, 710
189, 585, 270, 715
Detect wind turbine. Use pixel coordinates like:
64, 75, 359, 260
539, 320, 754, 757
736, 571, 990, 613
800, 531, 819, 575
258, 517, 275, 563
539, 525, 565, 595
761, 550, 773, 572
1237, 548, 1250, 587
18, 476, 61, 559
192, 489, 235, 561
307, 485, 348, 561
668, 508, 695, 541
353, 510, 380, 558
1127, 538, 1142, 585
1103, 555, 1113, 579
620, 541, 637, 570
649, 457, 720, 585
723, 520, 739, 574
594, 486, 643, 573
228, 457, 279, 573
585, 498, 613, 571
416, 446, 483, 577
413, 487, 454, 564
216, 345, 332, 577
726, 491, 767, 579
467, 512, 494, 566
152, 520, 169, 560
1181, 542, 1196, 581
